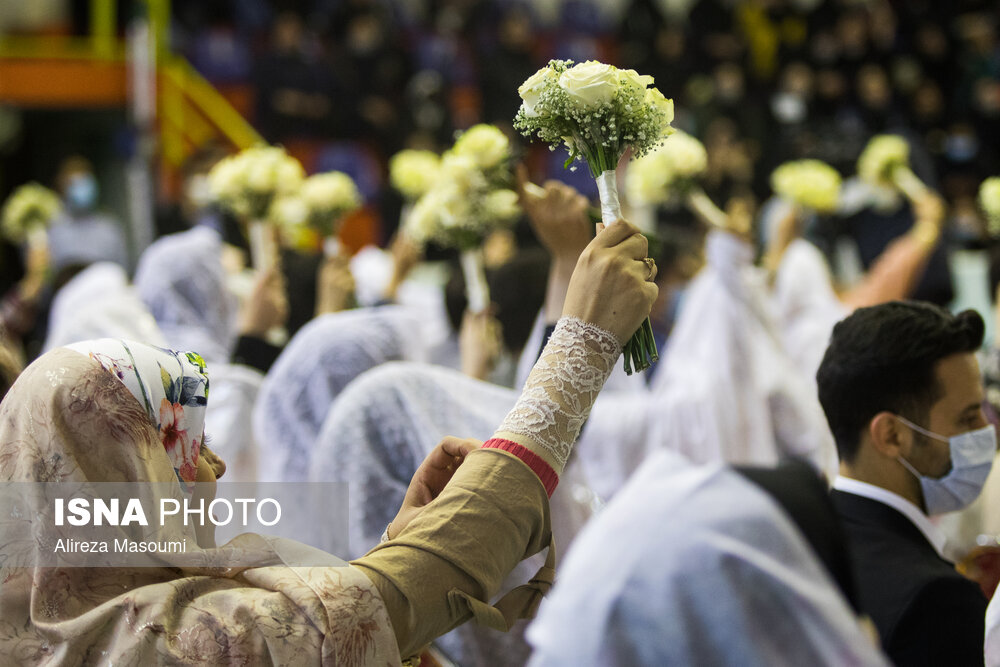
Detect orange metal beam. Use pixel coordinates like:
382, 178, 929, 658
0, 59, 126, 107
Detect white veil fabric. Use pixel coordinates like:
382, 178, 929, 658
312, 360, 600, 667
203, 362, 264, 484
771, 238, 849, 380
43, 262, 167, 352
527, 449, 891, 667
253, 306, 429, 483
984, 576, 1000, 665
133, 226, 238, 365
572, 231, 838, 500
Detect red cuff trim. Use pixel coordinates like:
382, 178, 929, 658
482, 438, 559, 497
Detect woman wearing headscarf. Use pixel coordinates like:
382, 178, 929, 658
0, 219, 656, 664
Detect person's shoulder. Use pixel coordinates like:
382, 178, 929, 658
909, 575, 988, 614
887, 576, 987, 667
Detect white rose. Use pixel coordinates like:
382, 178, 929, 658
626, 150, 671, 206
438, 184, 471, 229
1, 183, 62, 242
980, 177, 1000, 234
858, 135, 909, 184
302, 172, 360, 211
518, 66, 557, 117
406, 191, 440, 243
390, 150, 440, 199
619, 68, 654, 91
644, 87, 675, 126
276, 157, 305, 193
483, 189, 520, 221
441, 153, 487, 193
558, 61, 620, 109
270, 196, 309, 228
662, 130, 707, 179
451, 124, 510, 170
208, 156, 242, 200
247, 162, 275, 193
771, 160, 841, 213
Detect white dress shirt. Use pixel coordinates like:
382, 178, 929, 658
833, 476, 948, 559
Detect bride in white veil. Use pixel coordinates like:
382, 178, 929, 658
253, 305, 430, 482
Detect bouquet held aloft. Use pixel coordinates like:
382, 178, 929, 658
514, 59, 674, 374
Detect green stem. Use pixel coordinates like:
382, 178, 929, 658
621, 316, 658, 375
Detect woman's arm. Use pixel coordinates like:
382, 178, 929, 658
352, 220, 658, 660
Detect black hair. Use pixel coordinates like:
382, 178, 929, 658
816, 301, 984, 463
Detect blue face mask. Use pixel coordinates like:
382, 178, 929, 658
896, 416, 996, 515
66, 174, 98, 212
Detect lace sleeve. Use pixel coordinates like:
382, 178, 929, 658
493, 316, 621, 474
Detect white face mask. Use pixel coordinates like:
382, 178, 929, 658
895, 416, 996, 515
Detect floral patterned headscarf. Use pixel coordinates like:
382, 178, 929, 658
65, 339, 209, 486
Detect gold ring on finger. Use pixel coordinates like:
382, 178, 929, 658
643, 257, 656, 281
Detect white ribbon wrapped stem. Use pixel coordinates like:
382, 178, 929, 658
26, 225, 48, 252
249, 220, 276, 273
323, 236, 342, 258
686, 187, 729, 230
595, 170, 622, 227
460, 247, 490, 315
892, 165, 929, 201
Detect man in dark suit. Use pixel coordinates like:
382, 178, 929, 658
816, 301, 994, 666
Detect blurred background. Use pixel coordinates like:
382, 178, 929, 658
0, 0, 998, 265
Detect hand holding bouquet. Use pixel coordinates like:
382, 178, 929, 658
514, 59, 674, 374
1, 182, 61, 249
857, 135, 928, 201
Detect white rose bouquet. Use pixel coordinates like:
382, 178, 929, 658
857, 135, 927, 200
448, 124, 512, 174
515, 59, 674, 374
302, 171, 362, 256
208, 145, 305, 271
979, 177, 1000, 236
269, 171, 362, 254
1, 182, 61, 248
624, 130, 724, 229
770, 160, 842, 213
389, 149, 441, 201
405, 144, 520, 313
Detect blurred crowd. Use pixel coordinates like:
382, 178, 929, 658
171, 0, 1000, 226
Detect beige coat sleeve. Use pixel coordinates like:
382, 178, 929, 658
351, 448, 553, 660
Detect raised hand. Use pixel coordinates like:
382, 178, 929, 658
517, 165, 591, 264
239, 265, 289, 337
383, 232, 422, 302
517, 165, 593, 322
563, 219, 658, 344
459, 308, 503, 380
316, 253, 356, 315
